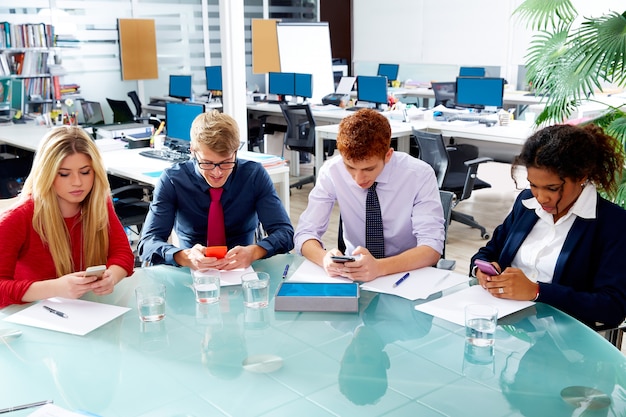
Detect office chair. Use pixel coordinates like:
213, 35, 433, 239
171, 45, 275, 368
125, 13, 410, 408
127, 91, 163, 131
431, 82, 456, 108
279, 103, 318, 190
337, 191, 456, 270
247, 115, 267, 152
413, 129, 492, 239
106, 98, 136, 124
437, 190, 456, 270
109, 176, 150, 265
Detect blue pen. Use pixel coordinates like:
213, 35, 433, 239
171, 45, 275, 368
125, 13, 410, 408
392, 272, 410, 288
282, 264, 290, 280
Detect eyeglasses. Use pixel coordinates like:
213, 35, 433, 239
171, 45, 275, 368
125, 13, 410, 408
194, 152, 236, 171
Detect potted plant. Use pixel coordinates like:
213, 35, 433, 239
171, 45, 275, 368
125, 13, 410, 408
514, 0, 626, 204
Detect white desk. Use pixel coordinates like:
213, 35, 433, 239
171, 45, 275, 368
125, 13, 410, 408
314, 122, 417, 175
427, 120, 534, 162
0, 123, 290, 215
143, 96, 223, 116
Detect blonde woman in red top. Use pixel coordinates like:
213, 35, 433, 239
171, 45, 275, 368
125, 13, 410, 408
0, 126, 135, 308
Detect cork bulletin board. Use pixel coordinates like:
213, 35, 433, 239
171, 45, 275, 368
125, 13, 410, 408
251, 19, 281, 74
118, 18, 158, 80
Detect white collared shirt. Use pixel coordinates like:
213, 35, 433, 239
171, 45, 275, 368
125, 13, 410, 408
511, 183, 597, 283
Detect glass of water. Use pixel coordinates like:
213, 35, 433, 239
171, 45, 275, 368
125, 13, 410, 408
135, 283, 166, 322
241, 272, 270, 309
192, 269, 221, 304
465, 304, 498, 347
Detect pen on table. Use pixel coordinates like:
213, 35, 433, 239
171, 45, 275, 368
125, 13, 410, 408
282, 264, 290, 280
0, 400, 53, 414
43, 305, 68, 319
392, 272, 410, 288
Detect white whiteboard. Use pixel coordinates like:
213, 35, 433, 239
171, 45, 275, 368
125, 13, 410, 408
276, 22, 334, 105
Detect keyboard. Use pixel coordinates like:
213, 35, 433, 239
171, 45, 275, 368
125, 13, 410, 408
345, 106, 382, 112
446, 114, 485, 122
139, 149, 190, 163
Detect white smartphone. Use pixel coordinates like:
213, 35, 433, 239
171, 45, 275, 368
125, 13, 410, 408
85, 265, 106, 279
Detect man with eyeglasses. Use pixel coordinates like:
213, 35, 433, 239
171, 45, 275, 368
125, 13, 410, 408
138, 110, 294, 270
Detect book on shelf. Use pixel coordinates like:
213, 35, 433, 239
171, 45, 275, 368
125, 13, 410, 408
1, 23, 55, 48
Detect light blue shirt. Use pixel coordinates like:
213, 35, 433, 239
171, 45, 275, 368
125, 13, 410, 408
294, 152, 445, 257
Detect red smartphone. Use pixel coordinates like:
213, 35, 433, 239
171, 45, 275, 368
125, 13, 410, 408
474, 259, 500, 276
205, 246, 227, 259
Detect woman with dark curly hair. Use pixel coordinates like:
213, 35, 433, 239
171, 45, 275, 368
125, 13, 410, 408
471, 123, 626, 328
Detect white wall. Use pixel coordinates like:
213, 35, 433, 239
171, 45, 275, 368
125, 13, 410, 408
352, 0, 624, 86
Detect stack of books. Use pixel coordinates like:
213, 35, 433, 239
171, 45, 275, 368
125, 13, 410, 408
238, 151, 286, 169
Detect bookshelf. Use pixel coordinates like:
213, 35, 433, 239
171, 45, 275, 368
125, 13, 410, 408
0, 22, 58, 114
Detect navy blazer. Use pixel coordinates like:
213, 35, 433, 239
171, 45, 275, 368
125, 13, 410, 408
472, 189, 626, 328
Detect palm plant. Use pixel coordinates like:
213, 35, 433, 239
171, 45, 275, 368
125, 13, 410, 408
514, 0, 626, 204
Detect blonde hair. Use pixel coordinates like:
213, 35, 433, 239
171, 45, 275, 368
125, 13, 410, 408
190, 110, 240, 155
21, 126, 111, 276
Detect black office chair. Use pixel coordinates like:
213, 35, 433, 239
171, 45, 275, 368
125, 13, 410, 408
106, 98, 135, 124
437, 190, 456, 270
127, 91, 162, 131
431, 82, 456, 108
279, 103, 323, 190
413, 129, 492, 239
247, 115, 267, 152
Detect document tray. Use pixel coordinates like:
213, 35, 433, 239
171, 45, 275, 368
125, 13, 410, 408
274, 282, 359, 313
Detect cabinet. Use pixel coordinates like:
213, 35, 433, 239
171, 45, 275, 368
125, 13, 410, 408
0, 22, 57, 114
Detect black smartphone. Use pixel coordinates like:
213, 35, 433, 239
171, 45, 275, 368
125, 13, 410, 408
331, 255, 356, 264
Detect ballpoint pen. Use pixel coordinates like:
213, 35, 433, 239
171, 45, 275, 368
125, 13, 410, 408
0, 400, 53, 414
392, 272, 410, 288
43, 305, 68, 319
282, 264, 290, 280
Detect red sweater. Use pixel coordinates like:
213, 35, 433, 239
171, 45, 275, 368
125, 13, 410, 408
0, 198, 135, 307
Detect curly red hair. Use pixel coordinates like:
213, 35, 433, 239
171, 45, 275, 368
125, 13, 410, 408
336, 109, 391, 161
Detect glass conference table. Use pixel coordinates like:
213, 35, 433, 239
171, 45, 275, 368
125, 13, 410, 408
1, 254, 625, 416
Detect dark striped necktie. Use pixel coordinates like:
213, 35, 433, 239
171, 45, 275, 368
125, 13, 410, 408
365, 182, 384, 258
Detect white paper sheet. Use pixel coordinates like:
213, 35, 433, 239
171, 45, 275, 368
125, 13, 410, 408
414, 285, 535, 326
4, 297, 130, 336
287, 259, 353, 284
360, 268, 469, 300
288, 259, 469, 300
219, 266, 255, 286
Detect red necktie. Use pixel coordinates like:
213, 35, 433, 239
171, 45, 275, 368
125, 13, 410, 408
207, 187, 226, 246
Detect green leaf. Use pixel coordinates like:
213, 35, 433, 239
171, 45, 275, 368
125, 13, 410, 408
513, 0, 577, 30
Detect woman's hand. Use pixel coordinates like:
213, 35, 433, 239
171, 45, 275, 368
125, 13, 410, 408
482, 266, 538, 301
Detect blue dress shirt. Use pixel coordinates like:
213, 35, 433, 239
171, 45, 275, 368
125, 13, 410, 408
138, 158, 294, 266
294, 152, 445, 257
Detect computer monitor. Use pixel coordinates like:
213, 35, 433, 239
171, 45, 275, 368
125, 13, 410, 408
78, 100, 105, 125
356, 75, 388, 109
205, 66, 222, 92
377, 63, 399, 84
459, 67, 486, 77
165, 102, 205, 151
169, 75, 193, 101
455, 77, 505, 110
268, 72, 295, 99
294, 73, 313, 99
